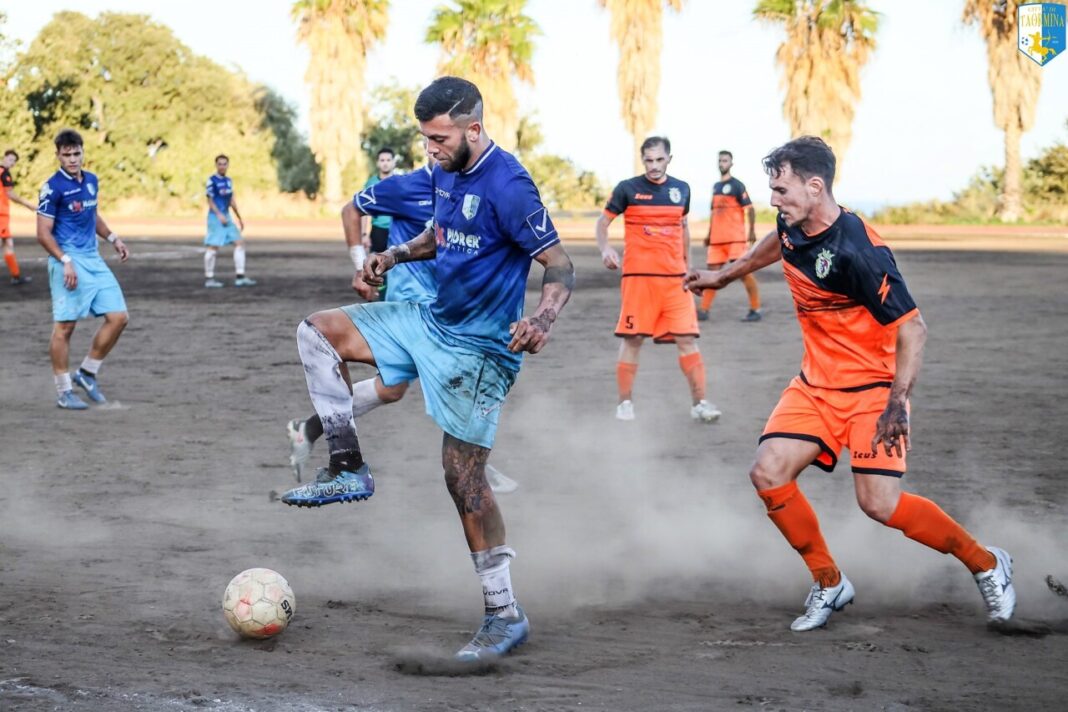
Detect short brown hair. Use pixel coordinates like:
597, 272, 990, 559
54, 129, 84, 150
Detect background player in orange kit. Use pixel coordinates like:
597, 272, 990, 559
596, 136, 720, 424
1, 149, 37, 285
698, 150, 761, 322
685, 136, 1015, 632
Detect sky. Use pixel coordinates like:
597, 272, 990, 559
5, 0, 1068, 209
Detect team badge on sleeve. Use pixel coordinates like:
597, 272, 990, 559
40, 182, 53, 201
87, 183, 96, 196
525, 207, 556, 240
462, 194, 481, 220
815, 248, 835, 279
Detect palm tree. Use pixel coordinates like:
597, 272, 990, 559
425, 0, 540, 151
963, 0, 1062, 222
754, 0, 878, 176
599, 0, 684, 175
293, 0, 389, 205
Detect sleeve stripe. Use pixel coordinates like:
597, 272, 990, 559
529, 237, 561, 258
37, 209, 56, 218
883, 307, 919, 329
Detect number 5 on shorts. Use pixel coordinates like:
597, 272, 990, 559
625, 315, 634, 330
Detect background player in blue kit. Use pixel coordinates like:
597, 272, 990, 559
36, 129, 131, 410
204, 154, 254, 288
279, 77, 574, 661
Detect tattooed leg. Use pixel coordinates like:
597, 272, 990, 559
442, 433, 505, 552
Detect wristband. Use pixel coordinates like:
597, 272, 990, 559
106, 232, 118, 243
349, 244, 366, 271
60, 254, 72, 264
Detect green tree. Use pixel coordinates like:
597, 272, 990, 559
599, 0, 684, 175
426, 0, 540, 151
361, 82, 423, 170
9, 12, 277, 209
254, 87, 320, 197
293, 0, 389, 205
754, 0, 879, 174
513, 114, 605, 210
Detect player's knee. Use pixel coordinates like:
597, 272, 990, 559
856, 488, 896, 523
111, 311, 130, 329
377, 381, 407, 403
749, 455, 787, 491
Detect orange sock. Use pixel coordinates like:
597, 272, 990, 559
758, 481, 840, 587
616, 361, 637, 401
678, 352, 706, 402
700, 288, 716, 312
742, 273, 761, 311
885, 492, 995, 574
4, 252, 19, 278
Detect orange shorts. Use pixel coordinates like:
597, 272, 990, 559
761, 376, 907, 476
615, 275, 699, 344
0, 216, 10, 239
707, 241, 746, 265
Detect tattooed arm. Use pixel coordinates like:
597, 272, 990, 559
363, 226, 437, 286
508, 243, 574, 354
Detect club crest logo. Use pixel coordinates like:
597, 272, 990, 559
721, 183, 732, 194
87, 182, 96, 196
815, 248, 834, 279
1018, 3, 1065, 66
668, 187, 682, 204
462, 193, 481, 220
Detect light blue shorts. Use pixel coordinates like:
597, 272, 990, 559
340, 301, 517, 449
48, 252, 127, 322
205, 212, 241, 246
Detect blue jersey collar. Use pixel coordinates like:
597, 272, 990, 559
59, 167, 83, 182
461, 142, 497, 176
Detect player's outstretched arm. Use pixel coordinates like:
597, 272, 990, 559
595, 213, 620, 270
685, 229, 779, 293
363, 226, 436, 286
95, 213, 129, 262
872, 313, 927, 458
8, 189, 36, 212
341, 202, 367, 249
508, 243, 574, 354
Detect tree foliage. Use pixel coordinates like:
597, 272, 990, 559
514, 115, 606, 211
5, 12, 291, 211
255, 87, 320, 197
361, 83, 423, 171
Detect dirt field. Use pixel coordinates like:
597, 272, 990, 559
1, 238, 1066, 711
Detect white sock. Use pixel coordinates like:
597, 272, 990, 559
295, 319, 358, 457
55, 372, 72, 395
472, 546, 518, 617
351, 377, 385, 418
80, 356, 103, 376
349, 245, 366, 271
204, 250, 216, 278
234, 245, 246, 275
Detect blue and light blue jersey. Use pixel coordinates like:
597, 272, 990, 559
354, 166, 437, 304
37, 169, 100, 255
206, 174, 234, 214
427, 143, 559, 371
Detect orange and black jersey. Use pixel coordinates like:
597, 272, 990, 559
778, 209, 918, 391
0, 167, 12, 215
604, 175, 690, 276
709, 177, 751, 245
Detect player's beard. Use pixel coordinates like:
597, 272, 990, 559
440, 140, 472, 173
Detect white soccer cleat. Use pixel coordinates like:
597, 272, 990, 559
204, 278, 224, 288
691, 400, 722, 423
790, 573, 855, 632
485, 464, 518, 494
286, 419, 313, 482
615, 400, 635, 421
974, 546, 1016, 623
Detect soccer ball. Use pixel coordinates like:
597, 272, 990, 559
222, 568, 296, 639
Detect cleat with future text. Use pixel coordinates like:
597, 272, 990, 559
285, 419, 313, 482
791, 573, 855, 632
281, 464, 374, 507
71, 370, 107, 404
691, 400, 722, 423
234, 276, 257, 287
741, 309, 763, 323
615, 399, 635, 421
204, 278, 224, 288
455, 606, 530, 662
975, 546, 1016, 623
56, 390, 89, 410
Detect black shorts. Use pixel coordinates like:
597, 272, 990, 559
370, 225, 389, 254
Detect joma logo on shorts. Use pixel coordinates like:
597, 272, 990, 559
445, 228, 480, 250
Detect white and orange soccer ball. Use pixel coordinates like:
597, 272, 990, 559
222, 568, 296, 639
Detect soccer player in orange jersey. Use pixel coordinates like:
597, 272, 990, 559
596, 136, 720, 423
697, 150, 761, 322
1, 149, 38, 285
685, 137, 1014, 631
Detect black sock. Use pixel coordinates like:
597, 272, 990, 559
236, 273, 245, 279
329, 446, 364, 474
79, 367, 96, 379
304, 414, 324, 444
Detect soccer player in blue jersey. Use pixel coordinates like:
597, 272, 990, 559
204, 154, 254, 288
280, 77, 574, 661
36, 129, 130, 410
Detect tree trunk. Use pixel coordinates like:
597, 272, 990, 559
633, 133, 643, 176
1000, 122, 1023, 222
323, 156, 343, 208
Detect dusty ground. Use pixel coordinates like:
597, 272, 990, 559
1, 238, 1066, 711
